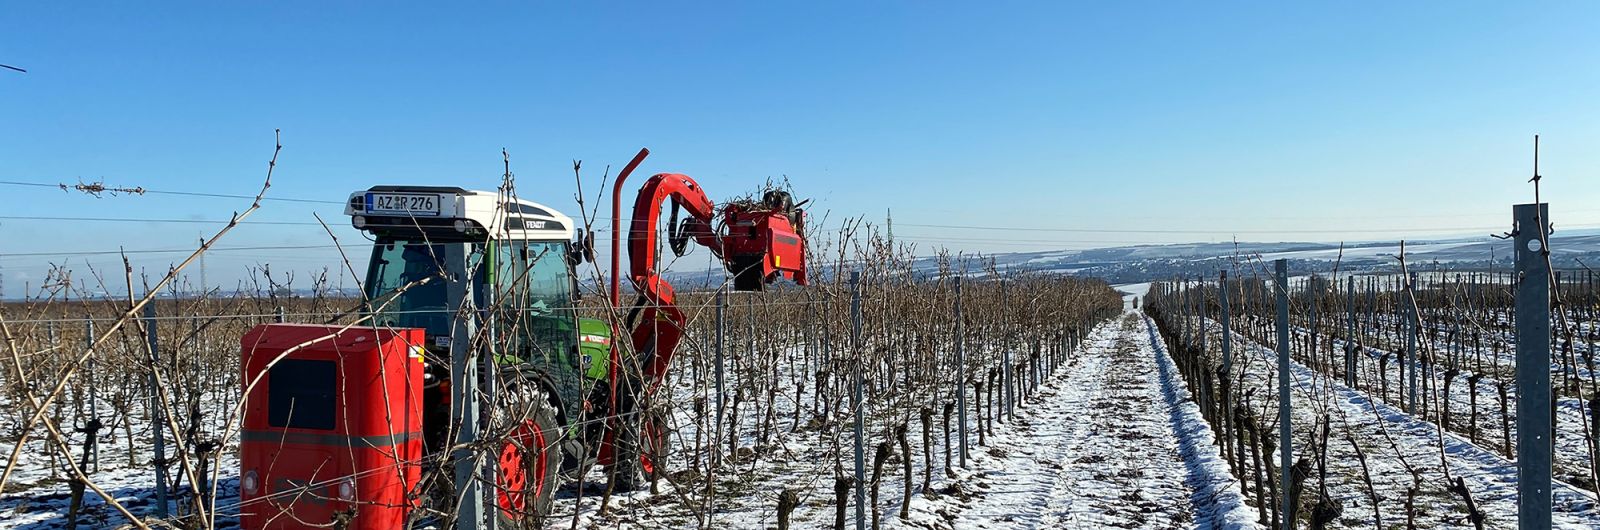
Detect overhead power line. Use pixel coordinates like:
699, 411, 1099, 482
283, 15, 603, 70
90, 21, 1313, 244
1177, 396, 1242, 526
0, 215, 326, 226
0, 244, 338, 258
0, 179, 345, 204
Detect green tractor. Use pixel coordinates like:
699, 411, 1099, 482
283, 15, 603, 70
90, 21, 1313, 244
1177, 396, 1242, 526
350, 185, 627, 524
328, 168, 807, 528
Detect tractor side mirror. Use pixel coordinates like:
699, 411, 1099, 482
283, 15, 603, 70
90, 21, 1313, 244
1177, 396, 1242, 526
582, 229, 596, 263
568, 230, 597, 266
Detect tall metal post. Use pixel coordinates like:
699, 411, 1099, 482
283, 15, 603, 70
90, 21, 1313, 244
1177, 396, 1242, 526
1366, 277, 1376, 344
1309, 275, 1319, 370
478, 289, 498, 530
850, 271, 865, 530
1407, 270, 1419, 414
1182, 280, 1191, 349
1219, 271, 1233, 469
1220, 271, 1232, 382
1346, 276, 1357, 386
85, 318, 99, 470
955, 277, 969, 467
1514, 202, 1552, 530
446, 244, 485, 529
1274, 259, 1292, 530
747, 292, 756, 363
714, 289, 726, 467
1002, 279, 1013, 422
143, 303, 169, 518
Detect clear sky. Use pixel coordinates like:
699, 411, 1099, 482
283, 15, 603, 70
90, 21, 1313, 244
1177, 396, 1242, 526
2, 2, 1598, 296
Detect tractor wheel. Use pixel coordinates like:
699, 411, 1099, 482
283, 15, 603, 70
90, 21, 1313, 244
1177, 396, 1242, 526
495, 382, 562, 528
608, 412, 669, 492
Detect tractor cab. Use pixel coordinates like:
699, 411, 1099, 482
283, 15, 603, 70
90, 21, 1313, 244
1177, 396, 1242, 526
346, 185, 609, 450
345, 186, 614, 524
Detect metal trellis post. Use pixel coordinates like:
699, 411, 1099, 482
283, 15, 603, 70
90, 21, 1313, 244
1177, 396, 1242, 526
1408, 270, 1419, 414
446, 244, 485, 530
1274, 259, 1292, 530
143, 303, 170, 518
955, 277, 969, 467
1514, 202, 1552, 530
851, 271, 865, 530
715, 289, 726, 468
1346, 275, 1357, 386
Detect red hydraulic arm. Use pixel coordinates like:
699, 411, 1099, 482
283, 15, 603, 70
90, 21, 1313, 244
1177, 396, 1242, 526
624, 172, 728, 388
600, 152, 809, 467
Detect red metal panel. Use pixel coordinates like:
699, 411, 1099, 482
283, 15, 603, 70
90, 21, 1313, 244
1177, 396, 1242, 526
724, 209, 807, 284
239, 324, 424, 530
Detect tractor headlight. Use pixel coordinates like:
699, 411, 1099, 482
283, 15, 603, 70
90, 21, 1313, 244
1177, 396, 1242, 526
241, 469, 259, 495
352, 215, 367, 229
453, 219, 469, 233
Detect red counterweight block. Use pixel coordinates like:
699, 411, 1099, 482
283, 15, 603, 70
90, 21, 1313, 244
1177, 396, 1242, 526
238, 324, 425, 530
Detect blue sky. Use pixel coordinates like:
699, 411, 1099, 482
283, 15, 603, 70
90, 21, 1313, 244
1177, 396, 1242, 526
2, 2, 1598, 296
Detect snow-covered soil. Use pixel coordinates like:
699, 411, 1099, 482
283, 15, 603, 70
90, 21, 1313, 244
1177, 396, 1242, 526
0, 399, 241, 530
1211, 322, 1600, 528
1, 304, 1286, 530
555, 310, 1253, 529
899, 313, 1254, 529
1309, 329, 1600, 492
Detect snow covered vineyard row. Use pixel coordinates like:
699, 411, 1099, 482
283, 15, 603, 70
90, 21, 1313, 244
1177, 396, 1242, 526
1182, 271, 1600, 400
0, 273, 1133, 529
1145, 281, 1600, 529
1156, 272, 1600, 496
1284, 327, 1600, 494
1231, 306, 1600, 494
551, 306, 1258, 529
0, 282, 1277, 530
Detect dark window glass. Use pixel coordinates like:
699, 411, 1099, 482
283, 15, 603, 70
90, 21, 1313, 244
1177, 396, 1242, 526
268, 359, 337, 430
364, 240, 453, 339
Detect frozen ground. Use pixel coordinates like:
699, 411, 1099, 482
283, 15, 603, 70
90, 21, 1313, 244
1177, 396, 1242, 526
3, 304, 1262, 530
1205, 319, 1600, 528
551, 310, 1252, 529
903, 312, 1256, 529
1311, 329, 1600, 492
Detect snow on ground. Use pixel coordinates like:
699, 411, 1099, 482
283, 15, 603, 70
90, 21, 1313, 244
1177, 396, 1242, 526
1144, 317, 1263, 530
0, 399, 242, 530
1304, 328, 1600, 492
1211, 320, 1600, 528
897, 311, 1255, 529
1254, 241, 1480, 262
542, 309, 1253, 529
1114, 283, 1151, 307
4, 305, 1257, 530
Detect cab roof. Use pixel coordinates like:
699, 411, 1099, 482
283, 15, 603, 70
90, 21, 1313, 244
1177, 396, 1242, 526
345, 186, 575, 241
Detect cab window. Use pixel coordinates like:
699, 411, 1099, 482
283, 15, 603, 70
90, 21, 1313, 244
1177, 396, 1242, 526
364, 239, 459, 339
492, 240, 576, 362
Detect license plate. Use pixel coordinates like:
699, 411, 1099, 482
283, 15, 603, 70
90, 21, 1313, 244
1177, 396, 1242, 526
366, 193, 440, 216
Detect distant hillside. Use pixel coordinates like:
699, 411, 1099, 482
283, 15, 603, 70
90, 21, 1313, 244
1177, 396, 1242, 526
658, 229, 1600, 288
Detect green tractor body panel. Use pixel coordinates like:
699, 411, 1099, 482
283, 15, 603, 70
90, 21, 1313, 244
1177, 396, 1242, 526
577, 317, 613, 381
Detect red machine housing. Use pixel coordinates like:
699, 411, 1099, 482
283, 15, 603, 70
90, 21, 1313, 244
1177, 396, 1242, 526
721, 204, 807, 287
239, 324, 424, 530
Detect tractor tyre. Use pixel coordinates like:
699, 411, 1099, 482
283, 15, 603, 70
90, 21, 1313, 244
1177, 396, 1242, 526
608, 412, 669, 492
495, 380, 562, 528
